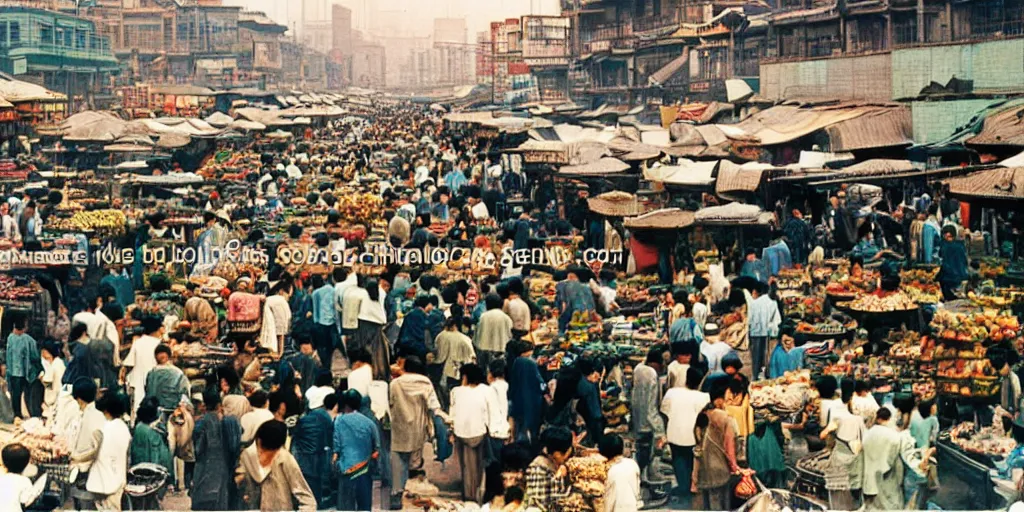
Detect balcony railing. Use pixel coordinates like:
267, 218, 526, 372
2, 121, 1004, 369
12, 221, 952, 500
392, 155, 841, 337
0, 41, 114, 61
633, 12, 681, 34
954, 9, 1024, 42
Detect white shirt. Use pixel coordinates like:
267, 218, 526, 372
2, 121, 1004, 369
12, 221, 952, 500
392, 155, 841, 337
334, 273, 357, 316
604, 457, 642, 512
305, 385, 333, 410
414, 165, 431, 186
486, 380, 510, 439
72, 311, 120, 362
666, 361, 689, 389
285, 164, 302, 179
342, 286, 368, 330
0, 472, 36, 512
692, 302, 709, 329
125, 335, 161, 409
358, 289, 387, 325
661, 387, 710, 447
348, 365, 372, 397
86, 418, 131, 495
450, 384, 491, 438
240, 408, 275, 443
852, 393, 880, 423
471, 201, 490, 220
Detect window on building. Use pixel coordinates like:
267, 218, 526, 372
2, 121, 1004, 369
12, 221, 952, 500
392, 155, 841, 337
64, 29, 73, 47
42, 24, 54, 45
11, 22, 20, 43
0, 23, 7, 46
76, 30, 86, 49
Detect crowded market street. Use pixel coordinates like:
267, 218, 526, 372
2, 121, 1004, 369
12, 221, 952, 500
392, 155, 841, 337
0, 87, 1023, 512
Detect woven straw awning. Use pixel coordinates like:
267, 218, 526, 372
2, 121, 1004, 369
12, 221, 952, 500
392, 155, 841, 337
624, 208, 696, 230
587, 191, 650, 217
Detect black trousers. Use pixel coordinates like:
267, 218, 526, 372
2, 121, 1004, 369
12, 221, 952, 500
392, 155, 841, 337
11, 376, 43, 418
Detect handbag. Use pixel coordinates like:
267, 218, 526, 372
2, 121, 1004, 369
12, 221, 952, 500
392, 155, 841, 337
734, 470, 758, 499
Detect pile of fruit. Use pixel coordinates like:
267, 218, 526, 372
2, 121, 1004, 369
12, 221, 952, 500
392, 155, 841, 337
949, 422, 1017, 457
932, 342, 986, 360
936, 359, 996, 379
979, 259, 1007, 280
825, 281, 862, 298
0, 275, 38, 301
49, 209, 127, 235
750, 374, 809, 414
845, 292, 917, 312
968, 289, 1024, 308
900, 268, 942, 304
785, 296, 824, 320
796, 319, 856, 335
10, 429, 69, 463
335, 192, 386, 225
931, 309, 1020, 343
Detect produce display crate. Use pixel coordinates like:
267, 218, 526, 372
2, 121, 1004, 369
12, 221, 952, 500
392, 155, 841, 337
38, 462, 73, 505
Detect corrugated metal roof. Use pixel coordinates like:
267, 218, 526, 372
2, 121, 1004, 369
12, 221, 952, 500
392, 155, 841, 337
945, 167, 1024, 200
825, 108, 913, 151
966, 105, 1024, 147
733, 103, 906, 147
715, 161, 768, 196
559, 157, 630, 176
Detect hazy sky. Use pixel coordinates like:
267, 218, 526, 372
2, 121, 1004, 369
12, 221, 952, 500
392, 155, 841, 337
226, 0, 560, 38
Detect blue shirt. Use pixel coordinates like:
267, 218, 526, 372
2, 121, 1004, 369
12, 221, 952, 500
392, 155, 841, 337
311, 284, 337, 326
669, 317, 703, 344
768, 345, 808, 379
740, 259, 769, 284
920, 220, 941, 264
445, 170, 469, 194
6, 332, 40, 379
333, 411, 380, 474
908, 411, 939, 449
748, 295, 781, 338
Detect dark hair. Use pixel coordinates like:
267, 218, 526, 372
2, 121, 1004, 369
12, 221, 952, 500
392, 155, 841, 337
815, 376, 838, 399
41, 341, 61, 359
323, 393, 339, 411
70, 322, 89, 342
728, 377, 747, 398
507, 278, 524, 296
72, 378, 97, 403
137, 401, 160, 424
414, 295, 431, 309
709, 383, 728, 402
503, 486, 524, 504
918, 399, 935, 418
11, 311, 27, 330
485, 292, 503, 311
154, 344, 172, 359
333, 266, 348, 283
692, 276, 709, 292
269, 390, 300, 417
97, 392, 128, 418
576, 357, 597, 377
488, 359, 506, 379
299, 337, 314, 346
315, 370, 333, 388
540, 426, 573, 456
461, 363, 486, 385
141, 315, 163, 335
1, 443, 30, 474
685, 367, 703, 390
248, 389, 269, 408
255, 420, 288, 450
840, 378, 856, 404
350, 348, 372, 365
341, 389, 362, 411
599, 434, 625, 460
876, 406, 893, 422
311, 274, 325, 289
645, 349, 662, 365
855, 380, 871, 394
288, 223, 303, 239
403, 355, 426, 375
203, 389, 222, 410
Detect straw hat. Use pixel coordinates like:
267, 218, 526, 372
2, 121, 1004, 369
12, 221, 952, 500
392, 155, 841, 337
587, 191, 649, 217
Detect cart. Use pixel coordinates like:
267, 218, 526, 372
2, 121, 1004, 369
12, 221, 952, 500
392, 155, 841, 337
124, 463, 170, 511
37, 461, 74, 507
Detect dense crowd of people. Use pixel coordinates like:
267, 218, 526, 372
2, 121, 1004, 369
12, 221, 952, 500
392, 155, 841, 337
0, 95, 1016, 512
